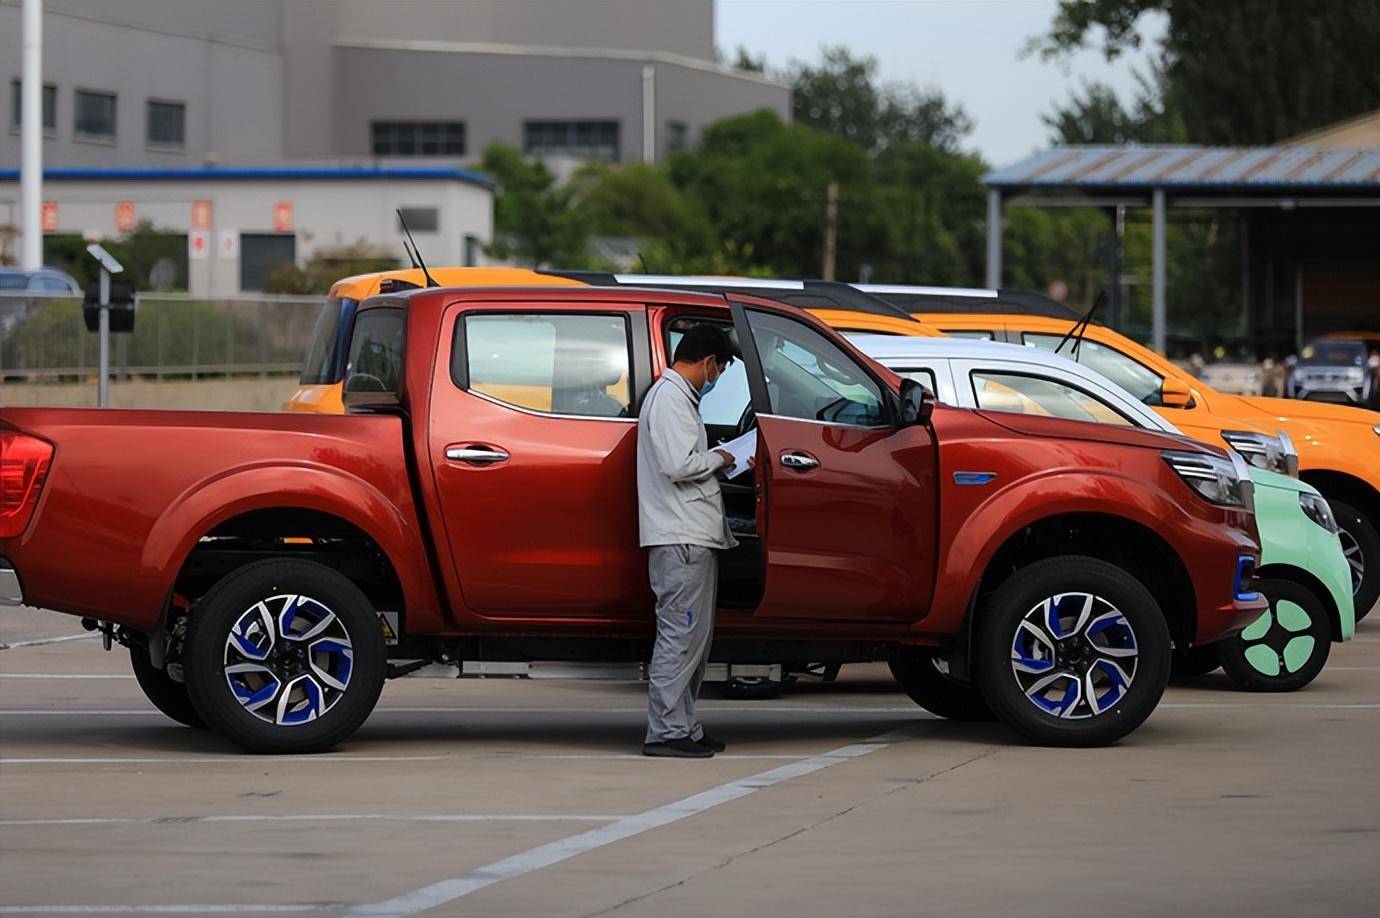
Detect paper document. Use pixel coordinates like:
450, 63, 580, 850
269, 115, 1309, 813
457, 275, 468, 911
716, 429, 757, 479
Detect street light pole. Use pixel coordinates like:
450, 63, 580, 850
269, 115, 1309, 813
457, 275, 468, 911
20, 0, 44, 270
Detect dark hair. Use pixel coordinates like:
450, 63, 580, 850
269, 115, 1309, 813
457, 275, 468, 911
673, 323, 737, 365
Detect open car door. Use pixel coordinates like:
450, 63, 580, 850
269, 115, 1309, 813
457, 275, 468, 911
730, 301, 939, 623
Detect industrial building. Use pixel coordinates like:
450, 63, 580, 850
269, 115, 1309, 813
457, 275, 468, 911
0, 0, 789, 293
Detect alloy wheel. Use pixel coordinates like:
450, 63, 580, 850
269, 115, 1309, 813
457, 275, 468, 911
1338, 526, 1364, 596
222, 594, 355, 726
1010, 592, 1139, 719
1238, 599, 1317, 677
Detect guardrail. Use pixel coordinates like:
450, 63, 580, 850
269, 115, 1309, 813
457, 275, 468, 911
0, 291, 325, 383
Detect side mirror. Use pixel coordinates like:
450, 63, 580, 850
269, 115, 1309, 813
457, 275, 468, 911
1160, 376, 1196, 409
898, 378, 934, 427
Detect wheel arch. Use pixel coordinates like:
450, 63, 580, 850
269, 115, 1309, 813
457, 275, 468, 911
1300, 469, 1380, 521
1255, 562, 1344, 643
966, 511, 1198, 649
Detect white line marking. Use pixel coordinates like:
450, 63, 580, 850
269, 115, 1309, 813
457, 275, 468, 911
346, 723, 928, 917
0, 673, 133, 680
0, 907, 328, 914
0, 756, 446, 766
0, 633, 97, 650
0, 813, 621, 828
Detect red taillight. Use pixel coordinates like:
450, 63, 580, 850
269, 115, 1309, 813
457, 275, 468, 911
0, 432, 53, 539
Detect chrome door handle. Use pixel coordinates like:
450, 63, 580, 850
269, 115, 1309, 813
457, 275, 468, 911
445, 445, 510, 464
780, 452, 819, 470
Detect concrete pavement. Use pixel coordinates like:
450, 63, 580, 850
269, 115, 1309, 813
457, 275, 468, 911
1, 604, 1376, 916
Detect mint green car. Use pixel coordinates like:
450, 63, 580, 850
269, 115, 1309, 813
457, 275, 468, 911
1214, 469, 1356, 690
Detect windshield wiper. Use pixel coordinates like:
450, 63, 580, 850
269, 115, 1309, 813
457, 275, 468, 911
1053, 290, 1106, 360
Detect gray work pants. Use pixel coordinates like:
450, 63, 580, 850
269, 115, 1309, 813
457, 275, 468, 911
645, 544, 718, 744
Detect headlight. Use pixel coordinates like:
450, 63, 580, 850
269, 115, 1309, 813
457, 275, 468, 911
1372, 424, 1380, 437
1220, 430, 1298, 478
1164, 449, 1254, 510
1299, 492, 1340, 533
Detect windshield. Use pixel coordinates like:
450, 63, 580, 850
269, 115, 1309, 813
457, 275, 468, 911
1023, 332, 1165, 405
1299, 341, 1364, 366
298, 298, 351, 386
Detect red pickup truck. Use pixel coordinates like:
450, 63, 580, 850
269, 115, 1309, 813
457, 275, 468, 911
0, 286, 1266, 751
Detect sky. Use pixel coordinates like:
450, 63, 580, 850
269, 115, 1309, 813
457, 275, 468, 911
716, 0, 1168, 167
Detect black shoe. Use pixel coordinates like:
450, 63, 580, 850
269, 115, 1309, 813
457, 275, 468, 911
643, 738, 715, 758
695, 735, 726, 753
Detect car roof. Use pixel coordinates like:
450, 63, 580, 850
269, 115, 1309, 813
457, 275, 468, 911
847, 334, 1177, 432
540, 271, 918, 320
854, 283, 1086, 320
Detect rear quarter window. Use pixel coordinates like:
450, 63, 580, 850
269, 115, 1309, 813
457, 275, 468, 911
344, 308, 405, 398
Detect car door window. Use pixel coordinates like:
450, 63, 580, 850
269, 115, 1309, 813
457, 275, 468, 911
971, 371, 1135, 426
457, 312, 632, 418
665, 316, 751, 428
1022, 333, 1164, 404
892, 367, 937, 392
745, 310, 886, 426
344, 308, 405, 396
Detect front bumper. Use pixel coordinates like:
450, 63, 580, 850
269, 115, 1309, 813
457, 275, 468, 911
0, 559, 24, 606
1289, 376, 1365, 404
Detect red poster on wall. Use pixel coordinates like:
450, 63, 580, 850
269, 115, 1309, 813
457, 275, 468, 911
273, 201, 294, 232
192, 200, 214, 230
40, 201, 59, 232
115, 201, 136, 233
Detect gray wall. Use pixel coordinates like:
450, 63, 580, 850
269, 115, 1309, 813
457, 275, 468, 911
0, 0, 284, 168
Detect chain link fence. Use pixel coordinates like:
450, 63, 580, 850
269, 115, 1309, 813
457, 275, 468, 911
0, 292, 327, 410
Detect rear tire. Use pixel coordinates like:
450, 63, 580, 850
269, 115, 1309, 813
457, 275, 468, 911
184, 559, 385, 754
889, 656, 994, 721
1217, 578, 1331, 692
129, 643, 205, 729
974, 557, 1170, 747
1327, 498, 1378, 621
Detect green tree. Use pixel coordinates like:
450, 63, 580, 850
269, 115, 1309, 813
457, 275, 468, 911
789, 46, 974, 153
568, 161, 716, 263
668, 109, 878, 278
868, 141, 988, 285
1035, 0, 1380, 144
479, 142, 592, 267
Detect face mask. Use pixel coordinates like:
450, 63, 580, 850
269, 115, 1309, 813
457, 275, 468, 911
699, 361, 721, 397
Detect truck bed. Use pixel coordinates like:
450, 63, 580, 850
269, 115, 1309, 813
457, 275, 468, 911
0, 407, 433, 631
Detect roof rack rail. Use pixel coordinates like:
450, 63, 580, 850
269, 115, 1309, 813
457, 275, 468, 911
537, 271, 916, 320
857, 284, 1086, 321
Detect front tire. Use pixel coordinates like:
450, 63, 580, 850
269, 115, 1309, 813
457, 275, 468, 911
184, 559, 385, 753
130, 643, 205, 729
889, 656, 994, 721
1327, 498, 1378, 621
1217, 578, 1331, 692
974, 557, 1170, 747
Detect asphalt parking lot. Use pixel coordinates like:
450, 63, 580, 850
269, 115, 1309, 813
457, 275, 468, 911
1, 605, 1376, 917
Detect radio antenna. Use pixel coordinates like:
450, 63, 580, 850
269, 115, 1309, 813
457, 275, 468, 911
396, 209, 438, 287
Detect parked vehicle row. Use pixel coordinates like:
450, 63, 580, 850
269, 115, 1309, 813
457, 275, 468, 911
2, 279, 1270, 753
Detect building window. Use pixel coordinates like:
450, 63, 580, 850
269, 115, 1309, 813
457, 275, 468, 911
463, 234, 481, 267
239, 233, 297, 293
523, 120, 620, 161
10, 80, 57, 132
666, 120, 688, 153
396, 207, 439, 233
146, 99, 185, 148
371, 121, 465, 156
74, 89, 116, 141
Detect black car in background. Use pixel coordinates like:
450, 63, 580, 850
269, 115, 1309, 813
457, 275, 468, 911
1287, 336, 1380, 407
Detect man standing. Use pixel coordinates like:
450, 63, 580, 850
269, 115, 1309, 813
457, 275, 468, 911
637, 324, 739, 758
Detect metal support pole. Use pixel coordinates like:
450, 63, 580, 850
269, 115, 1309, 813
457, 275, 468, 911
97, 268, 110, 407
19, 0, 43, 270
641, 65, 656, 165
1151, 187, 1167, 355
985, 189, 1002, 289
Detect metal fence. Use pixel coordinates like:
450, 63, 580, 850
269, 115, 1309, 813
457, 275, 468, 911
0, 292, 326, 382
